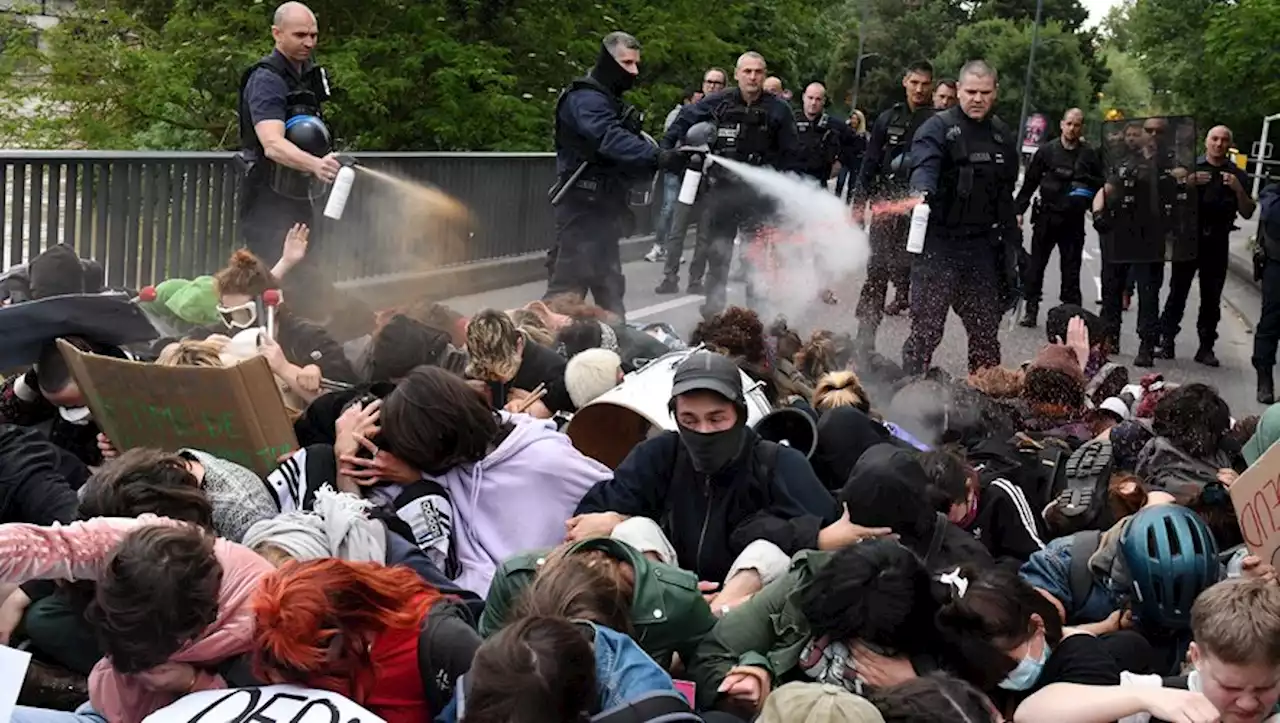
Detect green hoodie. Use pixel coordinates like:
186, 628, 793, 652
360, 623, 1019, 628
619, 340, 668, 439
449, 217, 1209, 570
142, 276, 220, 326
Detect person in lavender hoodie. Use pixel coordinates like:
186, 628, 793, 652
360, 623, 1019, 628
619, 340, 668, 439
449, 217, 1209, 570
378, 365, 612, 596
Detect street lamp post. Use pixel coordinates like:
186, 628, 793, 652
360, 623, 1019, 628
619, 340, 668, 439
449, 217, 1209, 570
1016, 0, 1045, 155
851, 0, 869, 111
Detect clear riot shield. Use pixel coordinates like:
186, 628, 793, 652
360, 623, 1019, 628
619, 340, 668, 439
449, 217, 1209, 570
1099, 116, 1199, 264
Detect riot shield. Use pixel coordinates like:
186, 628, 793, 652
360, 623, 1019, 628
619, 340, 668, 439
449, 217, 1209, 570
1099, 116, 1198, 264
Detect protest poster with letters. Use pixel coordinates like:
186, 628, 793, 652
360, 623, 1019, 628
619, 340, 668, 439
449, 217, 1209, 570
142, 685, 386, 723
59, 340, 298, 479
1230, 440, 1280, 568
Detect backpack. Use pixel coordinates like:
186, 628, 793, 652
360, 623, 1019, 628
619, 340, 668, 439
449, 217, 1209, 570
968, 434, 1070, 515
417, 601, 477, 714
592, 691, 703, 723
1068, 529, 1104, 613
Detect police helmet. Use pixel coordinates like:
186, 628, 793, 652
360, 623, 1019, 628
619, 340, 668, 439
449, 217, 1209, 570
684, 121, 716, 149
284, 115, 333, 158
1120, 504, 1220, 630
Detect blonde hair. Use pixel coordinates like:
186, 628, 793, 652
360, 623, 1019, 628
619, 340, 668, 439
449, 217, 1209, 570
465, 308, 523, 381
508, 309, 556, 348
1192, 578, 1280, 667
813, 370, 870, 413
156, 339, 226, 368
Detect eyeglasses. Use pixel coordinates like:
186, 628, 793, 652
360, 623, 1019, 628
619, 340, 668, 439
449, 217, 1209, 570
703, 79, 725, 87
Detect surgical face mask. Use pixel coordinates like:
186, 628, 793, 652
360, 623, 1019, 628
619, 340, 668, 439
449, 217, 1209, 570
58, 405, 93, 426
217, 299, 258, 330
678, 424, 746, 476
999, 633, 1050, 691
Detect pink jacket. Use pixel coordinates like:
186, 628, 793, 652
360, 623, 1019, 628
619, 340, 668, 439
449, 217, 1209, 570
0, 515, 273, 723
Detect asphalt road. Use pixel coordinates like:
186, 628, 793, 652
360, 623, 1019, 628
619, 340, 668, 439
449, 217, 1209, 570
441, 224, 1267, 417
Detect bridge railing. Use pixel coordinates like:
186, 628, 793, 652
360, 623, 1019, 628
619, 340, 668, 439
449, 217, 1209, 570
0, 150, 659, 289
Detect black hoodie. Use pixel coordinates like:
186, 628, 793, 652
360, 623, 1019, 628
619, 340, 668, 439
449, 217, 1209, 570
839, 444, 994, 574
811, 407, 912, 493
0, 424, 84, 525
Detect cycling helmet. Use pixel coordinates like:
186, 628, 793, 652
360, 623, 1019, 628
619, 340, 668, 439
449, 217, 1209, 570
1120, 504, 1220, 630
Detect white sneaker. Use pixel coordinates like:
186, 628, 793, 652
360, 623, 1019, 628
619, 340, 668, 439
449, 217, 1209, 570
643, 244, 666, 262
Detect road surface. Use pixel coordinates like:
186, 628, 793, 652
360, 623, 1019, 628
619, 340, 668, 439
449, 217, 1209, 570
441, 224, 1266, 417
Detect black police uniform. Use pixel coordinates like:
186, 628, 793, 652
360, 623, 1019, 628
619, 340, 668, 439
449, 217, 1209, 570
851, 102, 935, 346
237, 49, 331, 263
793, 110, 845, 184
1252, 183, 1280, 402
902, 106, 1019, 375
1158, 156, 1252, 363
1014, 136, 1104, 323
544, 45, 662, 319
662, 88, 799, 318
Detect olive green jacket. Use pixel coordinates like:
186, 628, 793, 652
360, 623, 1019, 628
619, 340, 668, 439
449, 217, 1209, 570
479, 537, 716, 667
686, 550, 831, 710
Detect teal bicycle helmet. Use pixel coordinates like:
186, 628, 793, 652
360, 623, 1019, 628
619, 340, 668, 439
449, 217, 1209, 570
1120, 505, 1220, 630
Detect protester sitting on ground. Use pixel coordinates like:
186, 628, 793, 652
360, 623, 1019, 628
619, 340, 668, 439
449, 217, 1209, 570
571, 352, 843, 592
812, 370, 872, 414
1019, 345, 1093, 448
377, 365, 611, 595
453, 615, 683, 723
871, 673, 1003, 722
252, 559, 481, 723
479, 536, 717, 668
809, 406, 907, 493
1014, 577, 1280, 723
466, 308, 574, 416
919, 447, 1045, 566
0, 424, 85, 525
794, 329, 857, 386
565, 348, 624, 409
756, 682, 886, 723
0, 515, 271, 723
688, 539, 941, 716
509, 308, 558, 347
692, 306, 812, 406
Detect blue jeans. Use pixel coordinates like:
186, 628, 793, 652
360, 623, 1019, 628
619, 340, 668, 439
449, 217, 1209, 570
653, 172, 681, 246
12, 703, 105, 723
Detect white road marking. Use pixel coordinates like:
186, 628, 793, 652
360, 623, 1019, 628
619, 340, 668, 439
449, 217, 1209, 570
630, 295, 705, 320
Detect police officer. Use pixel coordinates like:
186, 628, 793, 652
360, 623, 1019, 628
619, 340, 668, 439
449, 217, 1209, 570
793, 83, 852, 185
662, 51, 799, 319
237, 2, 340, 263
851, 61, 937, 350
544, 32, 688, 319
1016, 108, 1104, 327
1253, 181, 1280, 403
902, 60, 1018, 376
933, 79, 957, 111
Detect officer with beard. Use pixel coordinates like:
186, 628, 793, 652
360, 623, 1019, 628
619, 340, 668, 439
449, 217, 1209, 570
901, 60, 1018, 376
662, 51, 799, 319
544, 32, 689, 319
1016, 108, 1104, 328
851, 61, 937, 351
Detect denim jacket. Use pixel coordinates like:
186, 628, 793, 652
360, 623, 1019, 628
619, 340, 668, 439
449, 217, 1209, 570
436, 623, 675, 723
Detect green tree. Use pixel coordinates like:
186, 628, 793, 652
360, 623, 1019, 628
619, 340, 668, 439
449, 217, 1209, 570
1098, 48, 1155, 118
934, 18, 1092, 127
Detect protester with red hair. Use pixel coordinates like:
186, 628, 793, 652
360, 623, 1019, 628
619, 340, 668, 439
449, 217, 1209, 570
250, 558, 481, 723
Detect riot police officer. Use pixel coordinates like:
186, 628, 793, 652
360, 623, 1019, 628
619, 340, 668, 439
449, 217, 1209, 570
851, 61, 937, 350
236, 2, 340, 263
901, 60, 1018, 376
793, 82, 852, 185
1016, 108, 1104, 327
662, 51, 799, 319
545, 32, 687, 319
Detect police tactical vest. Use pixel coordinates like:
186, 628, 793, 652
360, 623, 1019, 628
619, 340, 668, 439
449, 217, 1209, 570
878, 103, 935, 185
237, 52, 330, 169
932, 107, 1017, 232
711, 93, 772, 165
553, 75, 643, 174
794, 111, 838, 174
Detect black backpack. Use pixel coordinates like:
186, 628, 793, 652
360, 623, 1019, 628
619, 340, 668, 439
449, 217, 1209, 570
417, 601, 477, 714
968, 434, 1070, 515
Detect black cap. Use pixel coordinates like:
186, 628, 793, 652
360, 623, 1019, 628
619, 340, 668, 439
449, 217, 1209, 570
670, 351, 743, 403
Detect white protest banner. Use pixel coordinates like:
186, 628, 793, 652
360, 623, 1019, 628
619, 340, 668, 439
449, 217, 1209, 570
0, 645, 33, 723
142, 685, 386, 723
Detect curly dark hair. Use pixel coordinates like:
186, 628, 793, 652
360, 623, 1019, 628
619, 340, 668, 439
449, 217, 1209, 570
79, 449, 215, 531
767, 316, 805, 362
381, 365, 509, 474
798, 538, 938, 656
87, 525, 222, 674
1152, 383, 1231, 459
690, 306, 767, 366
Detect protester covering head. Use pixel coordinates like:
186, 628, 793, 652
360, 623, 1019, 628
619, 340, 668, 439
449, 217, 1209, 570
565, 348, 623, 409
382, 365, 504, 475
155, 339, 225, 368
466, 308, 524, 382
464, 615, 598, 723
242, 486, 387, 565
871, 673, 999, 722
512, 545, 636, 636
813, 370, 871, 413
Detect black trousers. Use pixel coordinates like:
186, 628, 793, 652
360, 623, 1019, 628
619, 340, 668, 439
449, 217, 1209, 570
1160, 240, 1229, 348
1253, 259, 1280, 370
1100, 260, 1164, 347
1023, 210, 1085, 307
698, 185, 768, 317
901, 247, 1002, 375
544, 194, 627, 318
856, 214, 911, 332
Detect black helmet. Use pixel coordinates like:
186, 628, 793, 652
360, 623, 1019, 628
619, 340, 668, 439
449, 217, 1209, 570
1120, 505, 1220, 630
284, 114, 332, 157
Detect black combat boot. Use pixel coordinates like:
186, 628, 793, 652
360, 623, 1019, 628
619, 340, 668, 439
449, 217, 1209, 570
1019, 303, 1039, 328
1157, 336, 1176, 360
1194, 346, 1220, 368
1259, 367, 1275, 405
654, 277, 679, 295
1134, 342, 1156, 368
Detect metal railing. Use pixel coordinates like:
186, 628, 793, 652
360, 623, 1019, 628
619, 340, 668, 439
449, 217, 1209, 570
0, 150, 658, 289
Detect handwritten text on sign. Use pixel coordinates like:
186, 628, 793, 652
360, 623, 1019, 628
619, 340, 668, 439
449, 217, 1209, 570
1230, 439, 1280, 568
141, 685, 386, 723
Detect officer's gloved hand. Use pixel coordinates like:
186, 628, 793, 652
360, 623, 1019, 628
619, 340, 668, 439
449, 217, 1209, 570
657, 149, 690, 173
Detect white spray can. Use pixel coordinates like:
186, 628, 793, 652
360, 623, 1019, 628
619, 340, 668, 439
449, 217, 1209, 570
906, 201, 930, 254
323, 165, 356, 220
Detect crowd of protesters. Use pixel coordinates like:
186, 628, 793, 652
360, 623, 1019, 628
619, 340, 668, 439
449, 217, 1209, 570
1, 230, 1280, 723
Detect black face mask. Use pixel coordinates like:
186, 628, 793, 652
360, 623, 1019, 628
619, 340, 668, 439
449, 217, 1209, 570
678, 423, 747, 476
590, 42, 637, 96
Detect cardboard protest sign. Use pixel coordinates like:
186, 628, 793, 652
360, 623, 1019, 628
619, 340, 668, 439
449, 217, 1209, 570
59, 340, 297, 478
142, 685, 386, 723
1230, 439, 1280, 567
